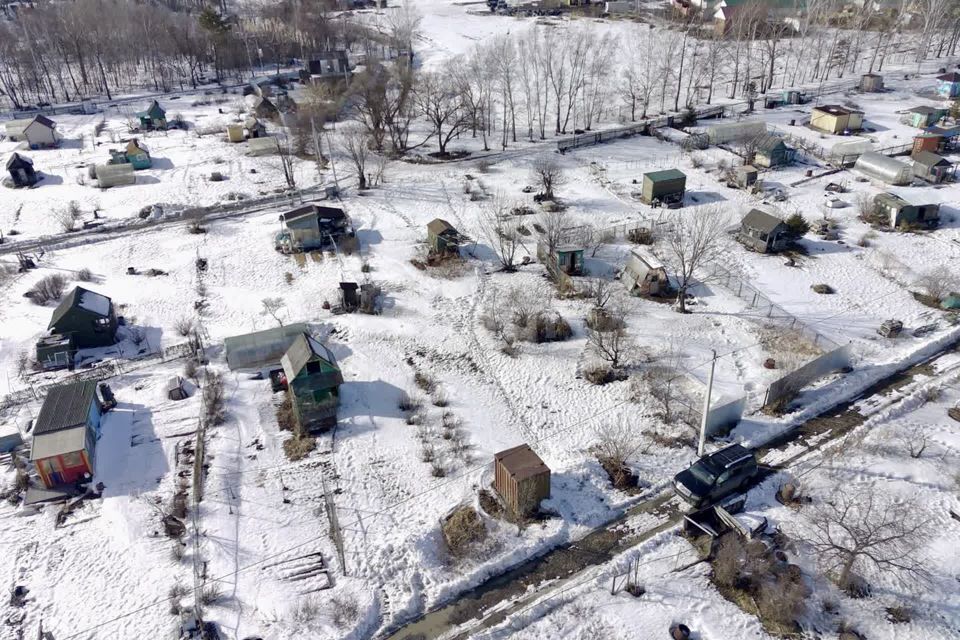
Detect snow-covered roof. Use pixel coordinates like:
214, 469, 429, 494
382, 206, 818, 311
78, 290, 111, 316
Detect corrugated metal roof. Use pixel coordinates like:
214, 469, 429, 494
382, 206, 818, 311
33, 380, 97, 436
913, 151, 950, 168
495, 444, 549, 481
30, 425, 87, 461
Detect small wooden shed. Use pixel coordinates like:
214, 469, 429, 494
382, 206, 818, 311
226, 124, 245, 143
493, 444, 550, 517
738, 209, 790, 254
136, 100, 167, 130
6, 152, 37, 187
874, 192, 940, 229
754, 135, 793, 168
904, 106, 946, 129
734, 164, 758, 188
859, 73, 884, 93
426, 218, 464, 255
641, 169, 686, 207
913, 133, 944, 156
166, 376, 188, 401
622, 249, 669, 296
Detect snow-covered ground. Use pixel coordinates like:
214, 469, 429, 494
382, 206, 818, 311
1, 3, 959, 639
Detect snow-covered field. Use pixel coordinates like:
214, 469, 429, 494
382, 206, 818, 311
1, 2, 959, 639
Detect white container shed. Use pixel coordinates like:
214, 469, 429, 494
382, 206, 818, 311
96, 162, 136, 188
705, 120, 768, 145
853, 152, 913, 186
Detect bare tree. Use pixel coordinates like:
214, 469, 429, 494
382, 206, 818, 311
586, 298, 630, 368
478, 194, 520, 272
338, 124, 372, 190
415, 69, 469, 156
809, 486, 930, 592
661, 206, 728, 313
582, 278, 613, 311
530, 155, 566, 200
261, 297, 286, 326
594, 418, 645, 488
537, 207, 569, 257
915, 266, 958, 301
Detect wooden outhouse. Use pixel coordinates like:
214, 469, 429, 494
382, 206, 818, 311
859, 73, 883, 93
493, 444, 550, 517
426, 218, 464, 255
6, 152, 37, 187
641, 169, 686, 207
226, 124, 245, 143
734, 164, 758, 188
29, 381, 102, 489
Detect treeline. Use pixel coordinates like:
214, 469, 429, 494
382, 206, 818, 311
0, 0, 359, 107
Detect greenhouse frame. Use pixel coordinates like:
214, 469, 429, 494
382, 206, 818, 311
705, 120, 768, 145
853, 152, 913, 185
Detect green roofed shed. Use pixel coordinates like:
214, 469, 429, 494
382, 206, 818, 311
641, 169, 686, 206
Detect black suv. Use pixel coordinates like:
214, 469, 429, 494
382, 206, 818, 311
673, 444, 758, 508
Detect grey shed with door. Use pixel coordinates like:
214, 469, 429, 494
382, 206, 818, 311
912, 151, 955, 183
873, 192, 940, 229
738, 209, 790, 253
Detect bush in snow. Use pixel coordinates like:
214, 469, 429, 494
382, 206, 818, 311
292, 597, 321, 624
441, 506, 486, 557
28, 274, 67, 305
330, 596, 359, 629
398, 391, 424, 413
202, 372, 226, 427
76, 267, 94, 282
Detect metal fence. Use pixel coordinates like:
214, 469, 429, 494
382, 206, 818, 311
763, 344, 852, 410
0, 341, 193, 411
703, 260, 840, 350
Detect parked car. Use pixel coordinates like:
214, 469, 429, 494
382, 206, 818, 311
673, 444, 758, 508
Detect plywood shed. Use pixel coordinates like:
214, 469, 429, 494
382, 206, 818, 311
859, 73, 884, 92
226, 124, 245, 143
96, 162, 135, 188
247, 136, 280, 156
854, 152, 913, 186
493, 444, 550, 517
810, 105, 863, 134
735, 164, 758, 188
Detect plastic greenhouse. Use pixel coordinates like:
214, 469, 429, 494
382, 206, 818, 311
829, 139, 873, 165
853, 152, 913, 185
705, 120, 767, 145
95, 162, 136, 188
223, 323, 311, 371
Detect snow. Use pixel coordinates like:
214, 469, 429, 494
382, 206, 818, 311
78, 289, 111, 316
0, 4, 959, 639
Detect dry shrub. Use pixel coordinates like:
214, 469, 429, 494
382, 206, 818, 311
29, 274, 68, 305
202, 372, 226, 427
174, 317, 194, 337
398, 391, 423, 412
331, 596, 359, 629
199, 584, 223, 606
77, 267, 94, 282
283, 435, 316, 461
276, 393, 296, 432
414, 372, 436, 393
885, 605, 912, 624
584, 364, 615, 385
430, 459, 447, 477
442, 506, 487, 556
431, 389, 449, 407
648, 429, 694, 449
292, 597, 321, 624
526, 311, 572, 343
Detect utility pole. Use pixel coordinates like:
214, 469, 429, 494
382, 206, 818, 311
697, 350, 717, 458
